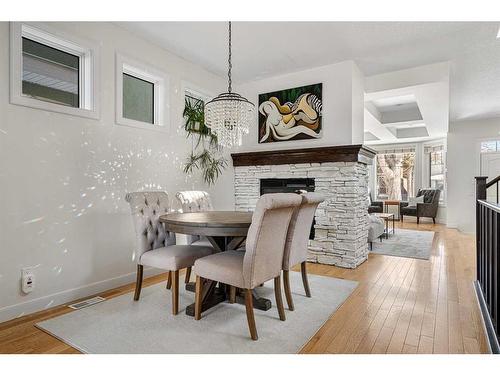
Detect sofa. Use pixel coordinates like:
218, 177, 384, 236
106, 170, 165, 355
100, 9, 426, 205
368, 214, 385, 249
400, 189, 441, 224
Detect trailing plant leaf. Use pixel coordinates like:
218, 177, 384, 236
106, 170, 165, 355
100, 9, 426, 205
183, 152, 200, 174
183, 150, 227, 186
202, 155, 228, 186
182, 96, 227, 185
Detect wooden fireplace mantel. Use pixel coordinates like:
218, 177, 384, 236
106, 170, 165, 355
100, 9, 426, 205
231, 144, 376, 167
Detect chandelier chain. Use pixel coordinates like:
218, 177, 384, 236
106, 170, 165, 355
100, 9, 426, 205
228, 21, 232, 93
204, 21, 254, 149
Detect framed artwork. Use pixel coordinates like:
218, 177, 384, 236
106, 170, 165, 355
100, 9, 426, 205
258, 83, 322, 143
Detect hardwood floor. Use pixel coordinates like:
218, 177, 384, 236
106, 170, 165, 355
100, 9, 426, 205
0, 222, 488, 354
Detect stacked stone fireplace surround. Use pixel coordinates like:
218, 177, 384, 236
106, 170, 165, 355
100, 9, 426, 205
232, 146, 374, 269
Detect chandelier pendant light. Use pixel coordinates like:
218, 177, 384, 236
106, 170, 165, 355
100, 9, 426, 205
204, 21, 254, 148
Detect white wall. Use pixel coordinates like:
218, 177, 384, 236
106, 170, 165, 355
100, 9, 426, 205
447, 117, 500, 233
235, 60, 365, 152
0, 22, 226, 322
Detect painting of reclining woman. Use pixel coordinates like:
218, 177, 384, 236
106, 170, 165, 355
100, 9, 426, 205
258, 83, 322, 143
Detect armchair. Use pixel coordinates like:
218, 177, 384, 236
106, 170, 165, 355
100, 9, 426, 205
400, 189, 441, 224
368, 192, 383, 214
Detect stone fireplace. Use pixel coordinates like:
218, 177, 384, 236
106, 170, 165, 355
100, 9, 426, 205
231, 145, 375, 269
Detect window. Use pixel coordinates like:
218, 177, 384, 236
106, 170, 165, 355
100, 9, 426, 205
427, 145, 446, 204
116, 54, 168, 131
376, 149, 416, 201
123, 73, 154, 124
22, 37, 80, 107
10, 23, 99, 119
481, 140, 500, 153
184, 89, 206, 132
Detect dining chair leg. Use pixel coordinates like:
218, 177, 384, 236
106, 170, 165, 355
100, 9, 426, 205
229, 285, 236, 304
283, 270, 294, 311
133, 264, 143, 301
301, 261, 311, 298
274, 276, 286, 321
244, 289, 258, 340
166, 271, 172, 290
195, 275, 203, 320
171, 270, 179, 315
185, 266, 192, 284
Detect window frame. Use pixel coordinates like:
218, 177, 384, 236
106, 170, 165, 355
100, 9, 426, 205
115, 53, 169, 132
423, 141, 447, 207
374, 148, 417, 201
10, 22, 100, 119
428, 148, 446, 206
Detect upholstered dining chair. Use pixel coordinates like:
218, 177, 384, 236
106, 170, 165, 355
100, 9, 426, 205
175, 190, 213, 212
125, 191, 214, 315
282, 192, 325, 311
193, 193, 302, 340
175, 190, 214, 282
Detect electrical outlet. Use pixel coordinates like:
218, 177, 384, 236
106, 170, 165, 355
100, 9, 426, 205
21, 267, 35, 294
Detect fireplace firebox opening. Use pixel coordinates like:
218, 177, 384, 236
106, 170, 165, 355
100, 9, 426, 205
260, 178, 316, 239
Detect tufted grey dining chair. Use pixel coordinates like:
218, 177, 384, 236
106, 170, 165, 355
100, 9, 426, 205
176, 190, 213, 212
193, 193, 302, 340
125, 191, 214, 315
282, 192, 325, 311
175, 191, 214, 282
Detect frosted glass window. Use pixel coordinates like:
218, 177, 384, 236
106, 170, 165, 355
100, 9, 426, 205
122, 73, 154, 124
22, 37, 79, 107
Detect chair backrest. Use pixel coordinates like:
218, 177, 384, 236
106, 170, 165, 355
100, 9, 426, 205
282, 192, 325, 270
243, 193, 302, 288
175, 191, 213, 213
175, 191, 213, 244
416, 189, 440, 204
125, 191, 175, 261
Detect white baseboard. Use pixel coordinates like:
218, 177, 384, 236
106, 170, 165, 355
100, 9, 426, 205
0, 267, 165, 324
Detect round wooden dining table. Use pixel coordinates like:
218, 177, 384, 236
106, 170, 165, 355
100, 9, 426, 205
159, 211, 272, 316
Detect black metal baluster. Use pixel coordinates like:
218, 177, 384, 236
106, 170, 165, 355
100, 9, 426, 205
494, 211, 498, 332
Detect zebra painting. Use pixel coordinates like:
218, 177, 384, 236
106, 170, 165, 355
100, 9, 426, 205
258, 83, 323, 143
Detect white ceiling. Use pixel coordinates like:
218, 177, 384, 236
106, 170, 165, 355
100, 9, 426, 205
117, 21, 500, 121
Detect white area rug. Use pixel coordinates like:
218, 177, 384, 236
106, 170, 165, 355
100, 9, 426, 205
371, 229, 435, 260
36, 272, 357, 354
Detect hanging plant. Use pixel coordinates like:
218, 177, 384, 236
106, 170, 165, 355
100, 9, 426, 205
183, 95, 227, 185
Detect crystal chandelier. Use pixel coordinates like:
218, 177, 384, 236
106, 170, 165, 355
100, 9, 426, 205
205, 22, 254, 148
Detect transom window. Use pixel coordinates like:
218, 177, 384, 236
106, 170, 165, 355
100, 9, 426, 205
481, 140, 500, 153
10, 23, 99, 119
115, 53, 168, 131
122, 73, 155, 124
22, 37, 80, 108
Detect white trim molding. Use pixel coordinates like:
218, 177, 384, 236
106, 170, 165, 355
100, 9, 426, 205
9, 22, 100, 120
115, 53, 170, 133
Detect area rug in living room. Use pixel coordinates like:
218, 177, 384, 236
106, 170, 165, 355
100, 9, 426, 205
36, 272, 358, 354
370, 229, 435, 260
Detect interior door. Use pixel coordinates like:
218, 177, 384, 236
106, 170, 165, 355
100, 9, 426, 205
480, 152, 500, 202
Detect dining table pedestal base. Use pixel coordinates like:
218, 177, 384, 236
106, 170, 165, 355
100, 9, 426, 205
184, 282, 272, 316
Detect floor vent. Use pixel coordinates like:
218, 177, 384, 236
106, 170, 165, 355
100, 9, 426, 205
68, 296, 106, 310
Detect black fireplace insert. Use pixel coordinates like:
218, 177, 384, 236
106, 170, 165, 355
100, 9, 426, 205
260, 178, 316, 239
